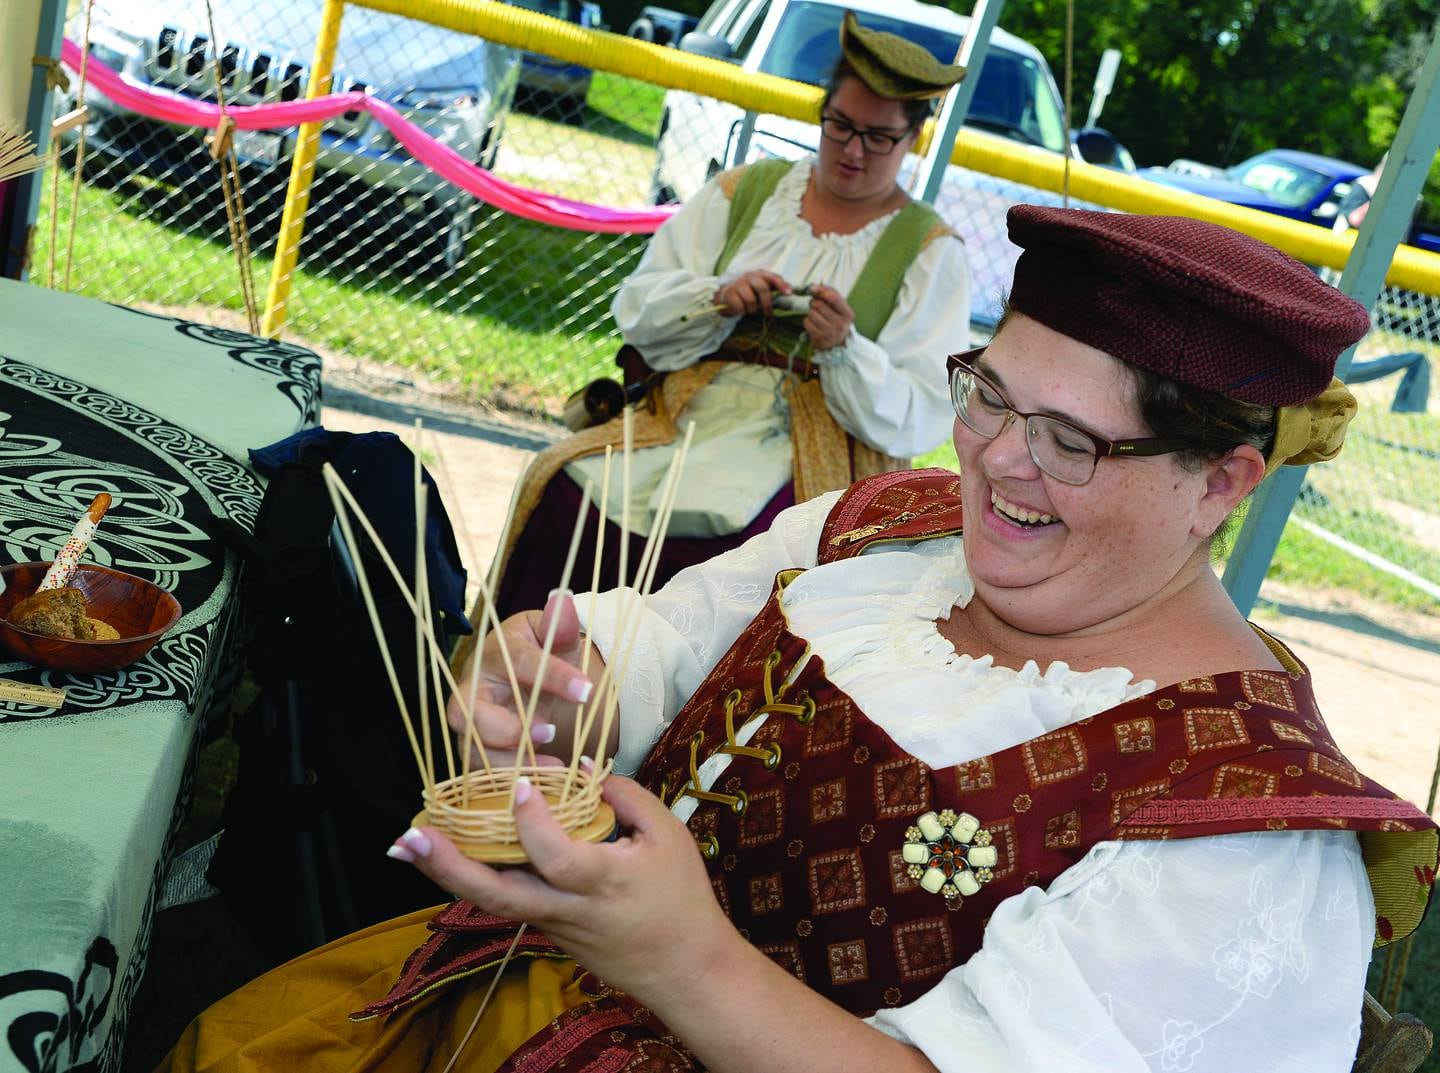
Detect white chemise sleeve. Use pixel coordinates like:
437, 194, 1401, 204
814, 233, 970, 458
574, 491, 840, 774
610, 179, 741, 371
867, 829, 1374, 1073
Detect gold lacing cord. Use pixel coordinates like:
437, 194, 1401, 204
675, 649, 815, 857
204, 0, 261, 333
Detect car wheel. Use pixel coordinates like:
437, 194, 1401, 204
403, 194, 475, 276
628, 17, 656, 42
439, 199, 475, 273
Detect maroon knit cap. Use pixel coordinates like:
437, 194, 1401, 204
1006, 206, 1371, 406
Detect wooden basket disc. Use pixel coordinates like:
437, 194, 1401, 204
413, 797, 617, 864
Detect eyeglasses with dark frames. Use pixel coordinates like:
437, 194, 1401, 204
947, 348, 1186, 486
819, 114, 915, 156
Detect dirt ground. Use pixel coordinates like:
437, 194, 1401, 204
321, 356, 1440, 816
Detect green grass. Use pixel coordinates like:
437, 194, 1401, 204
1311, 416, 1440, 516
913, 440, 962, 472
584, 71, 666, 143
500, 111, 658, 204
1266, 521, 1439, 614
35, 168, 646, 407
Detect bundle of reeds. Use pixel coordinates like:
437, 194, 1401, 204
0, 123, 43, 184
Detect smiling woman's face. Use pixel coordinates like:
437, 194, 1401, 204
952, 313, 1240, 636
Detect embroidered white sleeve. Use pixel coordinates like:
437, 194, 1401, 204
611, 179, 739, 370
867, 830, 1373, 1073
574, 491, 839, 774
815, 234, 970, 458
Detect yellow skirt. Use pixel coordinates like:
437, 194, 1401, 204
158, 907, 588, 1073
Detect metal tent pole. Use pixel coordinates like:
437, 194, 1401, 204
912, 0, 1003, 206
3, 0, 65, 280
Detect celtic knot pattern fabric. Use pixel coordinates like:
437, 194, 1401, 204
0, 359, 263, 722
0, 303, 318, 1073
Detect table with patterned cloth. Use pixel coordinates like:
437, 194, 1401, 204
0, 279, 321, 1073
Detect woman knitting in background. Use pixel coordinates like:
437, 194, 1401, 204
492, 13, 971, 617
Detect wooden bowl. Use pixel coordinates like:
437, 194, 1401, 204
0, 562, 182, 673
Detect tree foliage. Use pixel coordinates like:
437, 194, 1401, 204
988, 0, 1440, 220
593, 0, 1440, 220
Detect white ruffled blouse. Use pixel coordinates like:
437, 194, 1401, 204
577, 491, 1375, 1073
568, 158, 971, 538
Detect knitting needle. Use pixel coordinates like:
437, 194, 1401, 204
679, 294, 812, 322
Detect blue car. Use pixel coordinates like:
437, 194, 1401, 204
1140, 148, 1367, 228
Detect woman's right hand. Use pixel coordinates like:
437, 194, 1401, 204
446, 591, 599, 769
714, 270, 791, 316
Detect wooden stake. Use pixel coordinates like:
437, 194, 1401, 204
439, 924, 528, 1073
509, 479, 593, 811
0, 123, 44, 182
323, 463, 522, 792
322, 462, 525, 741
580, 422, 695, 777
322, 465, 428, 787
414, 432, 436, 793
620, 406, 633, 587
563, 446, 612, 802
413, 422, 456, 786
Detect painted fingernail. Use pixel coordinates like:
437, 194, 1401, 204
400, 827, 432, 858
580, 754, 595, 771
531, 722, 557, 744
547, 587, 573, 604
386, 843, 416, 863
567, 678, 593, 704
515, 775, 533, 805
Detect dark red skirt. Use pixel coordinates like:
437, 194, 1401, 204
495, 471, 795, 618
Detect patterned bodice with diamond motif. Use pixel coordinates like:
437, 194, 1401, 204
629, 469, 1437, 1017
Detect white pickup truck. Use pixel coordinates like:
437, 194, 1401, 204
650, 0, 1076, 329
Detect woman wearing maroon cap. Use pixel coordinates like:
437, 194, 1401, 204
163, 209, 1434, 1073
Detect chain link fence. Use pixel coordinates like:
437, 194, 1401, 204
31, 0, 1440, 610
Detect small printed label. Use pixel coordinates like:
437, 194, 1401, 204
0, 679, 66, 708
232, 130, 287, 165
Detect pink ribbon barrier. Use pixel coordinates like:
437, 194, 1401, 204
61, 38, 676, 234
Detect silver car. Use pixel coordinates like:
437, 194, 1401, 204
63, 0, 520, 272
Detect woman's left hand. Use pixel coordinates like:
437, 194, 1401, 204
393, 774, 737, 1005
803, 284, 855, 352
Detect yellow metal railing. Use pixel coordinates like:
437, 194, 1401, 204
262, 0, 346, 338
260, 0, 1440, 336
939, 135, 1440, 295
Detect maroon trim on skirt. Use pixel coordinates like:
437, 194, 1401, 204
496, 472, 796, 618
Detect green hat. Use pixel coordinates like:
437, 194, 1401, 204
839, 10, 966, 101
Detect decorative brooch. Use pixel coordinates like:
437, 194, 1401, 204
903, 809, 997, 901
